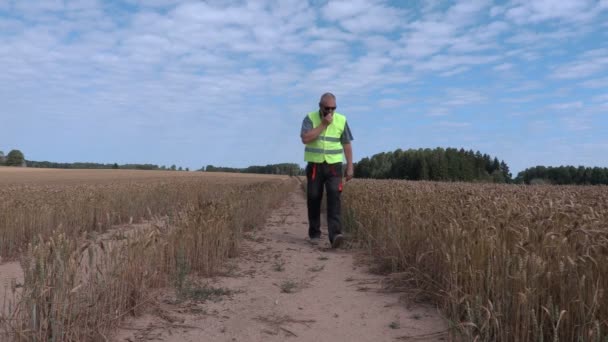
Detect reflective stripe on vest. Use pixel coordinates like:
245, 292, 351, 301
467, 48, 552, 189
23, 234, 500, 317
305, 147, 343, 154
304, 111, 346, 164
317, 136, 341, 142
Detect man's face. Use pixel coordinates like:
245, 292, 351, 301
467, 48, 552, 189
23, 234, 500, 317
319, 98, 336, 117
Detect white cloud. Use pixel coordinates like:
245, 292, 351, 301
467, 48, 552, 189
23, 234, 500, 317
377, 98, 411, 108
361, 35, 395, 54
490, 5, 507, 17
421, 0, 442, 14
443, 89, 486, 106
527, 120, 550, 133
552, 48, 608, 79
426, 108, 450, 117
440, 66, 470, 77
506, 28, 582, 46
394, 1, 496, 60
505, 0, 602, 24
322, 0, 406, 33
493, 63, 513, 71
414, 54, 501, 72
577, 142, 608, 150
550, 102, 584, 110
125, 0, 183, 9
505, 48, 540, 61
445, 0, 491, 27
592, 94, 608, 103
561, 116, 592, 131
322, 0, 371, 20
581, 77, 608, 88
437, 121, 472, 128
12, 0, 65, 14
395, 18, 460, 58
507, 80, 543, 92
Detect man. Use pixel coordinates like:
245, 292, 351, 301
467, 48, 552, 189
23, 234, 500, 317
300, 92, 354, 248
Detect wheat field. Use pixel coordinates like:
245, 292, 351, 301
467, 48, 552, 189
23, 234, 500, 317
3, 167, 607, 341
0, 168, 294, 341
342, 179, 608, 342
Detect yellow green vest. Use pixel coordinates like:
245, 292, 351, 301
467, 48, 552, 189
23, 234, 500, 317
304, 111, 346, 164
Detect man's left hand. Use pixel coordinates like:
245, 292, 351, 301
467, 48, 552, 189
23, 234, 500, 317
345, 164, 354, 181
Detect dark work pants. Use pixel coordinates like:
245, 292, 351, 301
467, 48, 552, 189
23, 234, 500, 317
306, 162, 343, 243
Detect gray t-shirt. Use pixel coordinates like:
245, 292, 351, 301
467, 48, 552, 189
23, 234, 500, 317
300, 112, 354, 144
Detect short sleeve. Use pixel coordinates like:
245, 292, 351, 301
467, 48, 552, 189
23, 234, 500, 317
301, 116, 313, 136
341, 121, 354, 144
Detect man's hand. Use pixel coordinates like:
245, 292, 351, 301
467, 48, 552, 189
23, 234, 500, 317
343, 143, 353, 181
322, 113, 333, 126
345, 164, 354, 181
302, 115, 331, 144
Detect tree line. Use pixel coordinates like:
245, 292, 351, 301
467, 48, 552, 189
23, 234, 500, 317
0, 149, 190, 171
204, 163, 303, 176
25, 160, 190, 171
355, 147, 512, 183
515, 166, 608, 185
4, 147, 607, 185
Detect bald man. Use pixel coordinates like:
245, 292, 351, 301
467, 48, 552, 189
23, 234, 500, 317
300, 93, 354, 248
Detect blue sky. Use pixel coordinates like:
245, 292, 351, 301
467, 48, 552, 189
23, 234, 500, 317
0, 0, 607, 174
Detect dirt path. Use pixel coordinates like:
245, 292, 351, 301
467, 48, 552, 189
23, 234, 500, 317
114, 188, 448, 341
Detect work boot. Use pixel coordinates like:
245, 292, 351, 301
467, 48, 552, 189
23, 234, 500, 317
309, 237, 320, 246
331, 234, 344, 249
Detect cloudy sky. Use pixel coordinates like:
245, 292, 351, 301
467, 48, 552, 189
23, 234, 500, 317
1, 0, 607, 174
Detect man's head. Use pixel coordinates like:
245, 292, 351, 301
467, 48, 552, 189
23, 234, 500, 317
319, 92, 336, 117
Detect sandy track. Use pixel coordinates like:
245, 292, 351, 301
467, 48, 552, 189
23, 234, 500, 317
113, 188, 448, 342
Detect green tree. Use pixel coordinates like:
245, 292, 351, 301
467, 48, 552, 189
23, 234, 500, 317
0, 150, 5, 165
6, 149, 25, 166
500, 160, 511, 183
492, 157, 500, 173
185, 167, 190, 171
170, 164, 176, 171
491, 169, 506, 183
178, 166, 183, 171
112, 163, 119, 169
417, 158, 429, 180
591, 167, 604, 185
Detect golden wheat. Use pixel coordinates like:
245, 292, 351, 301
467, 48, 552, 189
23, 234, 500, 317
343, 180, 608, 342
0, 169, 294, 341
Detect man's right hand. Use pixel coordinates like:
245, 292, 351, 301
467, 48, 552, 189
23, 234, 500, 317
322, 113, 333, 126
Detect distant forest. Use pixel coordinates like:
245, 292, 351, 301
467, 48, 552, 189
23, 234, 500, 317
25, 160, 189, 171
515, 166, 608, 185
204, 163, 303, 176
4, 147, 607, 185
355, 147, 512, 183
24, 159, 302, 176
354, 148, 608, 185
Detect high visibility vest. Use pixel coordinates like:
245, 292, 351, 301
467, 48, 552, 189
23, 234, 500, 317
304, 111, 346, 164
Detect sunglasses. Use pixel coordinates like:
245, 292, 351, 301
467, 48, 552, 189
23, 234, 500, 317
321, 106, 336, 111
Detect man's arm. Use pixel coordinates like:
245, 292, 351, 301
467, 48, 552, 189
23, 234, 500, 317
301, 114, 332, 144
340, 121, 354, 180
301, 122, 328, 144
343, 143, 353, 181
